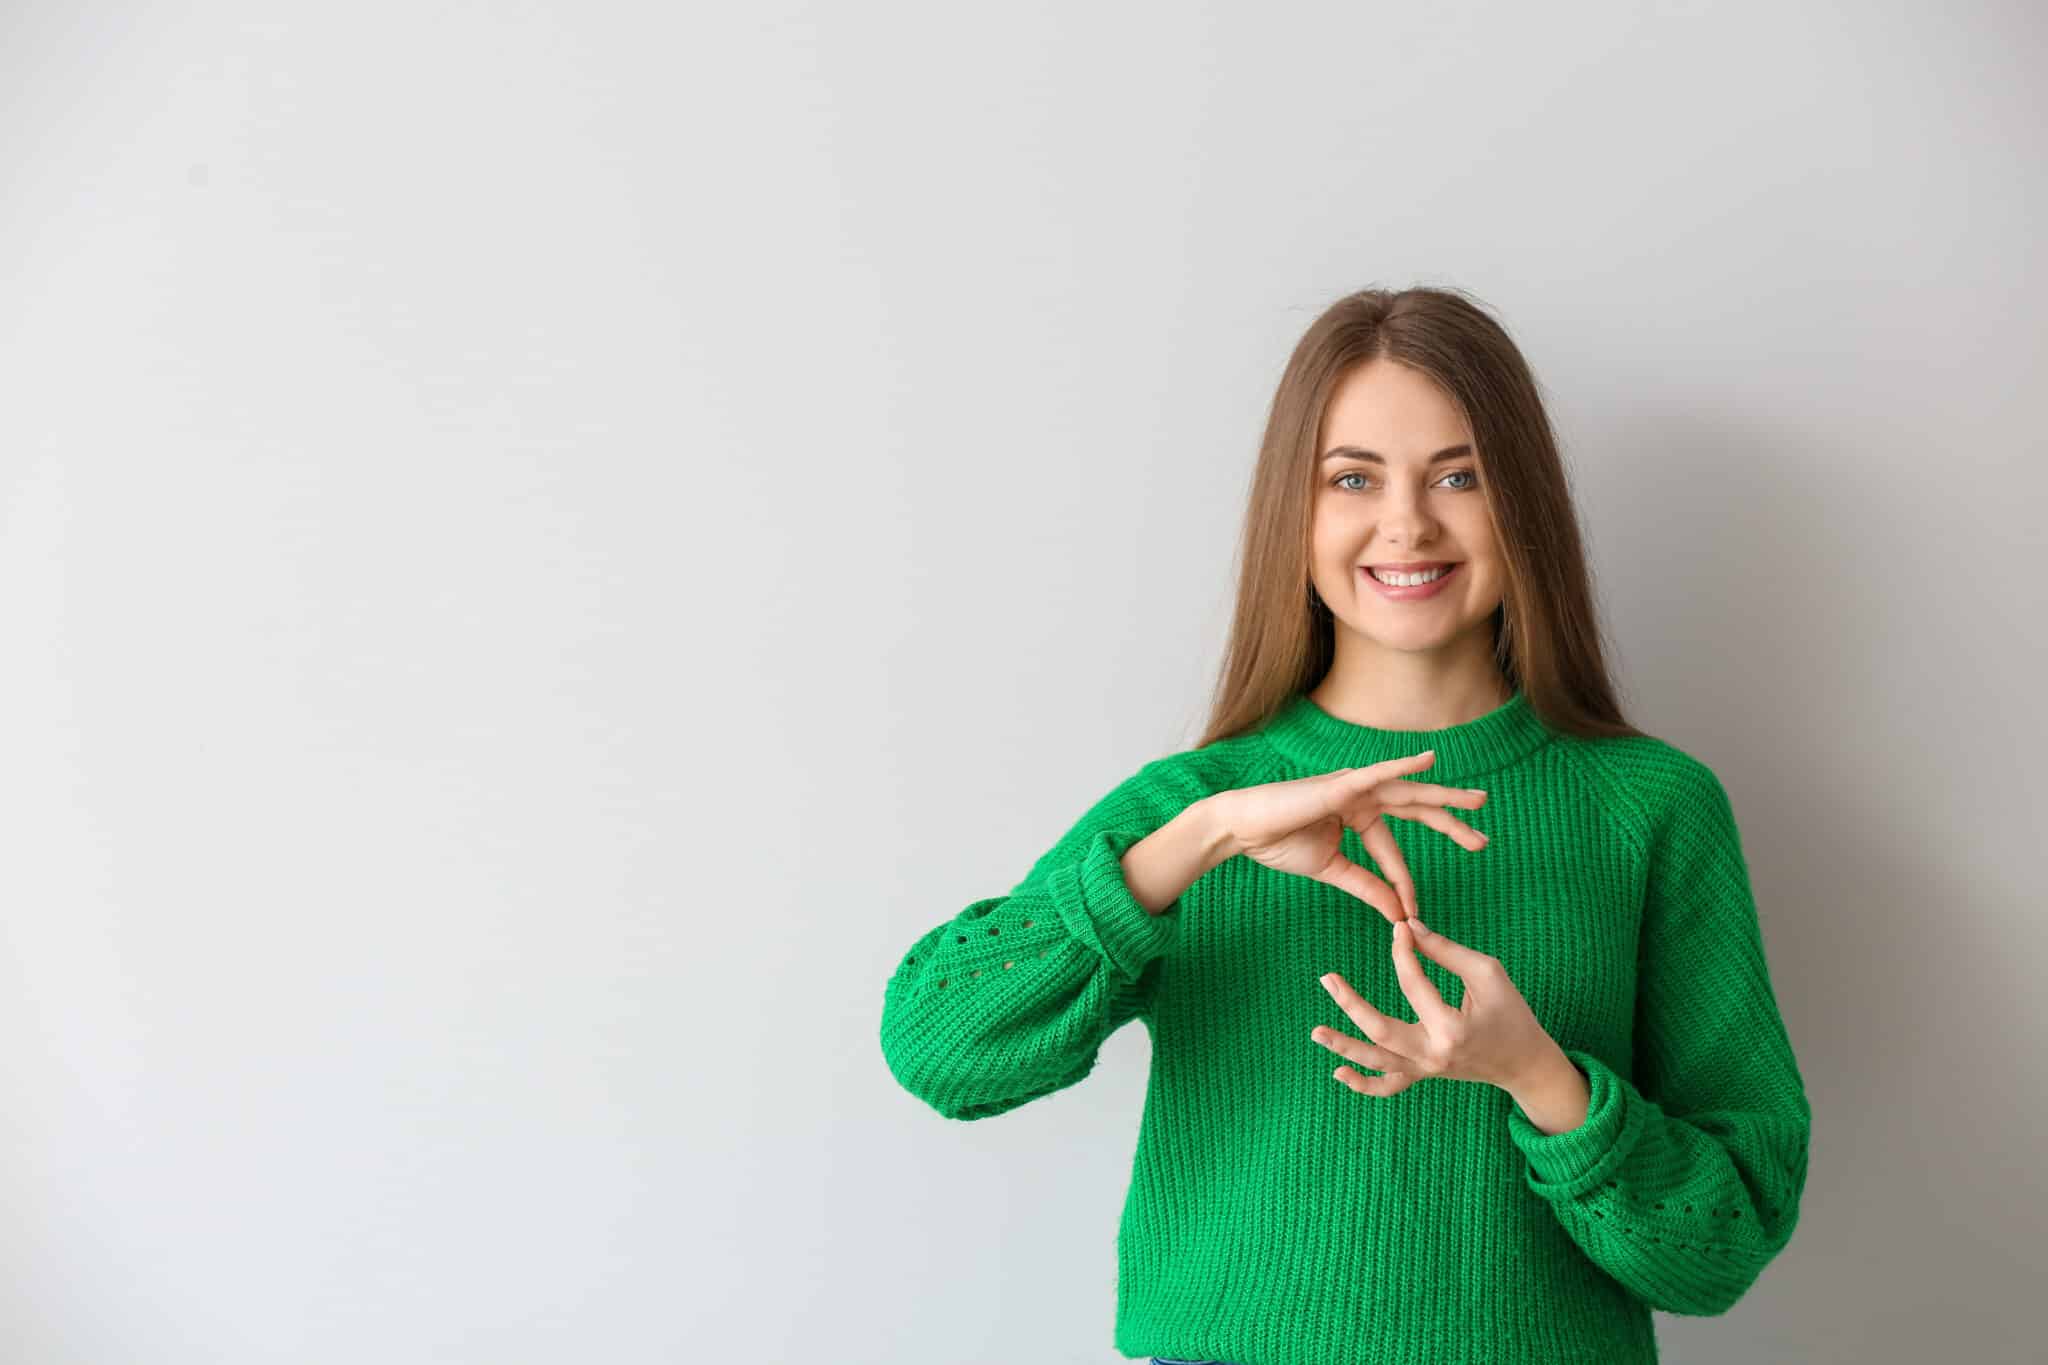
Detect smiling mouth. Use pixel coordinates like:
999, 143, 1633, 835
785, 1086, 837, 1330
1362, 563, 1459, 585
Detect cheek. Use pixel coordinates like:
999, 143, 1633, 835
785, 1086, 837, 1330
1455, 531, 1503, 576
1311, 506, 1366, 560
1463, 561, 1507, 603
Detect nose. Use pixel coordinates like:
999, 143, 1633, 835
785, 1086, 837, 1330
1376, 488, 1439, 550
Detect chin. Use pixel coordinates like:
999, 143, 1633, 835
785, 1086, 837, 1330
1352, 619, 1457, 645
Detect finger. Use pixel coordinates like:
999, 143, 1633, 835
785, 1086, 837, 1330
1378, 1068, 1422, 1096
1333, 1064, 1421, 1097
1403, 916, 1502, 983
1310, 856, 1406, 925
1358, 818, 1417, 923
1390, 919, 1455, 1029
1332, 750, 1439, 788
1384, 804, 1490, 852
1317, 970, 1429, 1058
1311, 1021, 1421, 1075
1368, 779, 1489, 810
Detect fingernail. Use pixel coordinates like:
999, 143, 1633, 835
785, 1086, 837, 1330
1409, 917, 1433, 937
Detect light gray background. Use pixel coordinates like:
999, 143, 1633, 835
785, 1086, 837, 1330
2, 1, 2041, 1362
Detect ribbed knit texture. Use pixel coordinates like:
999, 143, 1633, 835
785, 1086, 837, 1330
879, 689, 1812, 1365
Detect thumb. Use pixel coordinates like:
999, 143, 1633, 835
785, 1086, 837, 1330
1315, 859, 1406, 926
1403, 916, 1490, 973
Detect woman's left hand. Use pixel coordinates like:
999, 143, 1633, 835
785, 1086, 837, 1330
1311, 917, 1558, 1096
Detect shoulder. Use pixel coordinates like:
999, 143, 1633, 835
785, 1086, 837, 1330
1126, 730, 1281, 807
1548, 728, 1736, 857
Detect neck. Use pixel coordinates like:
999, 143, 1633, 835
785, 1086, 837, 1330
1309, 635, 1512, 731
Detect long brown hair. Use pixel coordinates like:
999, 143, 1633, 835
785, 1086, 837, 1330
1197, 284, 1645, 748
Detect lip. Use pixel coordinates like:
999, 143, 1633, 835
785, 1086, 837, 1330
1361, 561, 1461, 600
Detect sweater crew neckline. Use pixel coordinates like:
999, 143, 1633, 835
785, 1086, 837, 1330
1257, 687, 1552, 781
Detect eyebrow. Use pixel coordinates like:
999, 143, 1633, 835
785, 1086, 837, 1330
1319, 443, 1473, 465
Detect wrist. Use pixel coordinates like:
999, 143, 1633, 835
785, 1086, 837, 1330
1194, 793, 1245, 863
1121, 798, 1242, 917
1506, 1041, 1591, 1137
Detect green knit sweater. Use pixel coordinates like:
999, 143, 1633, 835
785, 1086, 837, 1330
879, 688, 1811, 1365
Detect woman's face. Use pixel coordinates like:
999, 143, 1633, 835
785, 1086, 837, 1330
1308, 358, 1507, 658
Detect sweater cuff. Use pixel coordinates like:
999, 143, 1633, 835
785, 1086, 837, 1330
1505, 1048, 1648, 1201
1046, 828, 1183, 982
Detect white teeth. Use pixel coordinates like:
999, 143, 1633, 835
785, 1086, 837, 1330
1370, 565, 1450, 586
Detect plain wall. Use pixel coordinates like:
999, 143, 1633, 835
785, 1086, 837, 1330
2, 1, 2042, 1361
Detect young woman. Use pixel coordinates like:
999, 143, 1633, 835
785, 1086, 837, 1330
878, 286, 1812, 1365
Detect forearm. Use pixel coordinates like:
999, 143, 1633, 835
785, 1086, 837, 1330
1119, 795, 1240, 915
1504, 1046, 1811, 1315
1507, 1041, 1592, 1135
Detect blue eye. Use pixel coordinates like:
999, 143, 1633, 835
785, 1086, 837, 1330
1331, 469, 1480, 492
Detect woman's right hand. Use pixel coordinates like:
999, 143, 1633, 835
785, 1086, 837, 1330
1207, 751, 1490, 926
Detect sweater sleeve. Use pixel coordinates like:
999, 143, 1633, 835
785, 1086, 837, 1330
1504, 754, 1812, 1316
878, 754, 1216, 1121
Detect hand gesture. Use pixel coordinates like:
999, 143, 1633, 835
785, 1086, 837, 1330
1312, 918, 1558, 1096
1211, 751, 1490, 926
